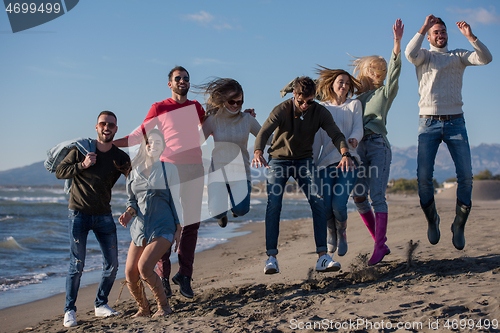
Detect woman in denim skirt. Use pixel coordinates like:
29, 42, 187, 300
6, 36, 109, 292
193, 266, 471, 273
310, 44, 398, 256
119, 129, 182, 317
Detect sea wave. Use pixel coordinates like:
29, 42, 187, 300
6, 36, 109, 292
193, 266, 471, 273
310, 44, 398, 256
196, 236, 228, 252
0, 273, 49, 292
0, 215, 14, 222
0, 236, 28, 251
0, 196, 68, 204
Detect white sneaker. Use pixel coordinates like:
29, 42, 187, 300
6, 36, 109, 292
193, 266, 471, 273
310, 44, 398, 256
95, 304, 120, 317
264, 256, 279, 274
316, 254, 341, 272
63, 310, 77, 327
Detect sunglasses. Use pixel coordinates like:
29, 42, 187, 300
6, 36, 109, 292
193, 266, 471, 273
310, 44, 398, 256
174, 76, 190, 82
98, 122, 116, 129
297, 99, 314, 106
227, 99, 243, 106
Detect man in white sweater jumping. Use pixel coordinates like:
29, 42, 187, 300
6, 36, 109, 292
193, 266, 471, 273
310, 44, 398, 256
405, 15, 492, 250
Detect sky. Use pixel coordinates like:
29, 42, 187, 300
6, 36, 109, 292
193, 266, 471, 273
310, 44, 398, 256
1, 0, 499, 171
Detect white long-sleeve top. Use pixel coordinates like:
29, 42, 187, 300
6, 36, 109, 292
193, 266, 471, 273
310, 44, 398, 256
312, 99, 363, 169
405, 32, 492, 115
201, 107, 262, 183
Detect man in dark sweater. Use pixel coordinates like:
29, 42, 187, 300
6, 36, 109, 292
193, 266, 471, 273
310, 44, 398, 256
56, 111, 130, 327
252, 77, 354, 274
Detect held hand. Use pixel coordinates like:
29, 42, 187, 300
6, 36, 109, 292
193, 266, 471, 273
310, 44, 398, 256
348, 138, 358, 149
82, 153, 97, 169
119, 212, 132, 228
173, 225, 182, 252
336, 156, 356, 172
251, 151, 269, 168
243, 108, 256, 118
456, 21, 476, 41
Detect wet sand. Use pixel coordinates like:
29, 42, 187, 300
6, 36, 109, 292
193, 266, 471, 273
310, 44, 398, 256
2, 192, 500, 333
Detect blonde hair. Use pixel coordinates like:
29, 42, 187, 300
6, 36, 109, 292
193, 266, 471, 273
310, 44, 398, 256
350, 55, 387, 94
315, 66, 361, 102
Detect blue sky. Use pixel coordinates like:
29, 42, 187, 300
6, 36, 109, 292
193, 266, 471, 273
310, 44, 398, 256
1, 0, 499, 171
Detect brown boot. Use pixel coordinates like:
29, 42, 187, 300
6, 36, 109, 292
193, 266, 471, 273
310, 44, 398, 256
143, 273, 173, 317
126, 280, 150, 317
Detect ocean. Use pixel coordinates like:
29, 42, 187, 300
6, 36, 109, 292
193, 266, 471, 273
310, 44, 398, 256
0, 186, 355, 310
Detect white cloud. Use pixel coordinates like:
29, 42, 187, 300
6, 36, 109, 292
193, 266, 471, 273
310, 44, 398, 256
184, 10, 214, 25
183, 11, 235, 30
213, 23, 234, 30
447, 6, 500, 25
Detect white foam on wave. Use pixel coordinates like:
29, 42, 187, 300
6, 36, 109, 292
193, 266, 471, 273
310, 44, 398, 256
0, 196, 68, 204
0, 236, 28, 250
195, 237, 227, 252
0, 273, 48, 292
0, 215, 14, 222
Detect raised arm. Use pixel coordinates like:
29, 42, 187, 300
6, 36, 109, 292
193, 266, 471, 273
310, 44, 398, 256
405, 15, 435, 66
113, 104, 159, 148
418, 14, 438, 35
457, 21, 476, 43
393, 18, 404, 56
457, 21, 493, 65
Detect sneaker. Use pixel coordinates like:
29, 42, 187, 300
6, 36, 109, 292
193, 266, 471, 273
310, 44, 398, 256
315, 254, 341, 272
172, 272, 194, 298
161, 277, 172, 298
264, 256, 279, 274
95, 304, 120, 317
63, 310, 77, 327
217, 215, 228, 228
232, 211, 238, 218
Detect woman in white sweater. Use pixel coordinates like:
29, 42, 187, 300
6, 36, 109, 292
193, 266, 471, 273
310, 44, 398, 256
312, 68, 363, 259
199, 78, 263, 228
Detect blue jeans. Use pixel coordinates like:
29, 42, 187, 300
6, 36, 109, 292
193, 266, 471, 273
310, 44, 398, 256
208, 180, 251, 220
64, 210, 118, 312
265, 158, 327, 256
417, 117, 472, 206
354, 134, 392, 213
317, 162, 358, 222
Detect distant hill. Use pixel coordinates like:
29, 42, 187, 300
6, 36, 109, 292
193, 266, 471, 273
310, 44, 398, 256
0, 161, 63, 186
391, 143, 500, 183
0, 161, 126, 187
1, 143, 499, 186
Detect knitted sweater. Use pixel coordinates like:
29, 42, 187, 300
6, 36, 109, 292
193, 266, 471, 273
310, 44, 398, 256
56, 146, 130, 215
312, 99, 363, 168
405, 32, 492, 115
255, 98, 347, 160
202, 107, 262, 182
356, 52, 401, 148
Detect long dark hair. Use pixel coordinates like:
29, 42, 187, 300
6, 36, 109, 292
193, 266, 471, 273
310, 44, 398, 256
195, 77, 244, 117
131, 129, 166, 169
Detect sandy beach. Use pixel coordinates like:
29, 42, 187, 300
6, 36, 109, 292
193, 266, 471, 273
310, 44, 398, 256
1, 187, 500, 332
